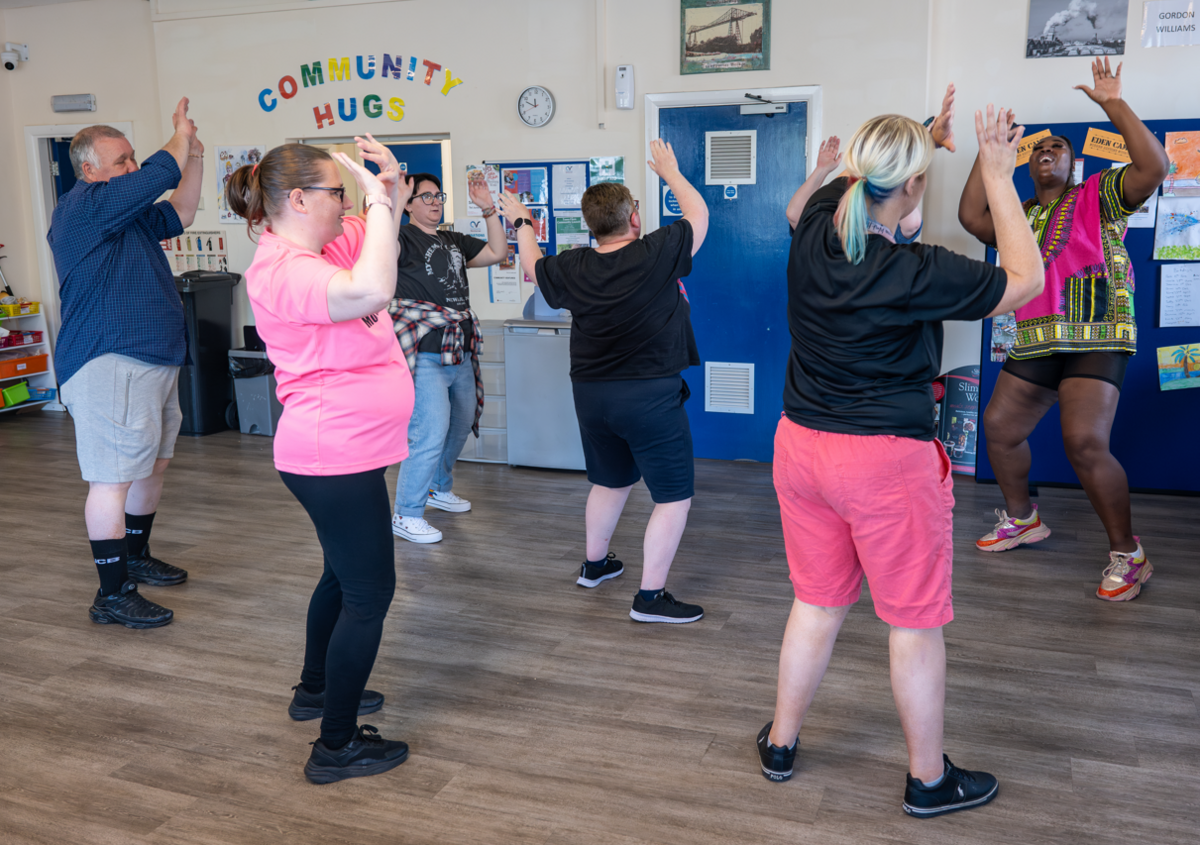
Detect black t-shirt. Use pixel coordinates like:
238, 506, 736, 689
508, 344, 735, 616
784, 179, 1007, 439
535, 219, 699, 382
396, 225, 486, 353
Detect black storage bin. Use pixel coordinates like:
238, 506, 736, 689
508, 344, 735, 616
175, 271, 240, 436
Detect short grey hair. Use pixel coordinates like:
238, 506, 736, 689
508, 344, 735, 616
69, 125, 128, 179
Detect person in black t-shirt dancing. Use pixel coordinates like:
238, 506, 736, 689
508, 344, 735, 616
498, 140, 709, 623
390, 173, 508, 544
757, 103, 1046, 818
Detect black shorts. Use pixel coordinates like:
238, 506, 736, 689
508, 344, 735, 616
571, 375, 694, 503
1002, 351, 1131, 391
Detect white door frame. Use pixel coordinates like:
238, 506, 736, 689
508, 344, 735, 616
643, 86, 821, 233
23, 121, 135, 345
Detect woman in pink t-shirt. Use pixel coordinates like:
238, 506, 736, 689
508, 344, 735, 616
227, 137, 415, 784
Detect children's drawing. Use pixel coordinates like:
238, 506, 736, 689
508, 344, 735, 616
1163, 131, 1200, 198
1157, 344, 1200, 391
1153, 197, 1200, 261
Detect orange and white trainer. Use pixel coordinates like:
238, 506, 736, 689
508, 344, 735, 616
1097, 542, 1152, 602
976, 504, 1051, 552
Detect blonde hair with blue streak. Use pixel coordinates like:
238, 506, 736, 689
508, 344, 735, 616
835, 115, 934, 265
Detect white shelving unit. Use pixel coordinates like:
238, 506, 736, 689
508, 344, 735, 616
1, 309, 63, 414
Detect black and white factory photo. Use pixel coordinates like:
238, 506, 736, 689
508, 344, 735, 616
1026, 0, 1130, 58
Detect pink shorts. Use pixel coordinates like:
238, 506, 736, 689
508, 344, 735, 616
773, 415, 956, 629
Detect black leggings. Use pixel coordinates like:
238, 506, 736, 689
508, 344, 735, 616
1002, 350, 1131, 391
280, 467, 396, 746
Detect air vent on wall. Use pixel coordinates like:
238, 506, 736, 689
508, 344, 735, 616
705, 130, 757, 186
705, 362, 754, 414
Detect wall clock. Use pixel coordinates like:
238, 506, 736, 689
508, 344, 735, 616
518, 85, 555, 128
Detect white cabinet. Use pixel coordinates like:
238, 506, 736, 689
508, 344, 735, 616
0, 308, 63, 414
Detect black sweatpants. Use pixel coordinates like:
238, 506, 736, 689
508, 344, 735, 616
280, 466, 396, 746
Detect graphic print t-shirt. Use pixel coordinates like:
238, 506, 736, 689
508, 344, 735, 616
395, 225, 486, 353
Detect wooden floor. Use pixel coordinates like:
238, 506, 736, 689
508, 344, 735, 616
1, 410, 1197, 845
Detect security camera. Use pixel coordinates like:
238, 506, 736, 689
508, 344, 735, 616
3, 43, 29, 71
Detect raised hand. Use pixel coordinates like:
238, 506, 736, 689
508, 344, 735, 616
815, 136, 842, 173
331, 151, 386, 197
497, 191, 531, 224
396, 173, 414, 209
353, 133, 402, 192
930, 83, 956, 152
975, 105, 1024, 182
189, 135, 204, 158
647, 139, 680, 179
172, 97, 196, 140
1075, 57, 1122, 105
467, 178, 495, 211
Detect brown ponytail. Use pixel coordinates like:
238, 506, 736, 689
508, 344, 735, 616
224, 143, 334, 237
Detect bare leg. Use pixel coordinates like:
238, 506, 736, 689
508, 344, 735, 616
585, 483, 633, 561
769, 599, 851, 748
126, 458, 170, 516
640, 498, 691, 591
889, 625, 946, 783
84, 482, 133, 541
983, 372, 1058, 518
1058, 379, 1136, 553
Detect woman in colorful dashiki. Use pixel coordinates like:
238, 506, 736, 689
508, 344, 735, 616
958, 58, 1169, 603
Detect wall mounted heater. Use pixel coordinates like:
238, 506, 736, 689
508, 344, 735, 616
51, 94, 97, 113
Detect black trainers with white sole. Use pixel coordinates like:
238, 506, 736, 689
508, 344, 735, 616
756, 721, 796, 782
303, 724, 409, 784
288, 684, 386, 721
576, 552, 624, 587
628, 589, 703, 623
902, 755, 998, 818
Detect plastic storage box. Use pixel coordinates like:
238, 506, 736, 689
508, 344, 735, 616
2, 380, 30, 407
0, 353, 48, 379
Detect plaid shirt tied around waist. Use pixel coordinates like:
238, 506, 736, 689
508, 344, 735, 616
388, 299, 484, 436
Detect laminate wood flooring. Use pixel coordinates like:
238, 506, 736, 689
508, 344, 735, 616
1, 411, 1196, 844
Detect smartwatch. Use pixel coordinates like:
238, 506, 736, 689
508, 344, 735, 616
364, 193, 393, 211
512, 217, 534, 230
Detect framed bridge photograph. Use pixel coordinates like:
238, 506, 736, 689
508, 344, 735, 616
680, 0, 770, 75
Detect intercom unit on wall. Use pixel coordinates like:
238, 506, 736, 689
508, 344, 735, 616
615, 65, 634, 110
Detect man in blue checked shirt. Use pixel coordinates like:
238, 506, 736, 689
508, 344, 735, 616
48, 97, 203, 630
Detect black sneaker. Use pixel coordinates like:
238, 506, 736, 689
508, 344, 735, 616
127, 545, 188, 587
902, 755, 999, 818
288, 684, 386, 721
576, 552, 624, 588
629, 589, 703, 623
89, 580, 174, 629
303, 724, 409, 784
756, 721, 796, 782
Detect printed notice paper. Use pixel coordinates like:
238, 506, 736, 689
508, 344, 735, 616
1142, 1, 1200, 48
454, 218, 488, 241
466, 165, 501, 216
1083, 127, 1131, 162
1160, 264, 1200, 327
554, 211, 590, 246
1110, 162, 1158, 227
502, 168, 549, 205
489, 246, 521, 304
216, 146, 265, 223
552, 164, 586, 208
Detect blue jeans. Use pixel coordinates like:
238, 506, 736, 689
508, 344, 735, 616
395, 352, 476, 517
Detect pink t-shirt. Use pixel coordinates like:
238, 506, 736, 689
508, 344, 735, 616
245, 215, 413, 475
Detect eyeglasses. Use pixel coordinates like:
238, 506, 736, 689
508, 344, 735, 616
414, 191, 447, 205
303, 186, 346, 202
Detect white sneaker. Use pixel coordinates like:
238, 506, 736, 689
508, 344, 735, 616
392, 514, 443, 543
426, 490, 471, 513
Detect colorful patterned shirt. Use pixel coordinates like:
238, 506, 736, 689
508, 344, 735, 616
1010, 166, 1140, 359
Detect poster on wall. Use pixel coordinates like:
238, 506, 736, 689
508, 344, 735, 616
589, 156, 624, 184
216, 146, 266, 224
1153, 196, 1200, 260
1163, 131, 1200, 196
503, 206, 549, 242
552, 163, 587, 208
161, 231, 228, 274
1025, 0, 1128, 58
933, 366, 981, 475
1112, 162, 1160, 227
489, 246, 521, 304
680, 0, 770, 75
466, 164, 501, 215
1141, 1, 1200, 48
990, 312, 1018, 362
501, 167, 548, 204
554, 211, 590, 247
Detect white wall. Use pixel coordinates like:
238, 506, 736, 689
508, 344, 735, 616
6, 0, 1195, 372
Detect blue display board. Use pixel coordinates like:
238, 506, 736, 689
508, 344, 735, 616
977, 118, 1200, 494
484, 159, 593, 255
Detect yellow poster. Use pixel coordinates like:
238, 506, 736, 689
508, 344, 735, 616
1082, 127, 1131, 163
1015, 129, 1052, 167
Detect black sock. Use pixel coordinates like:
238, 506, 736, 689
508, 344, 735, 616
637, 588, 661, 602
125, 512, 156, 559
91, 538, 128, 596
586, 557, 608, 567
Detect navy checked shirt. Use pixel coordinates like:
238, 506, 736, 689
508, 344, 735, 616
49, 150, 186, 386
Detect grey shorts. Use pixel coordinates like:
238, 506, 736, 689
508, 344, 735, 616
60, 353, 182, 483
